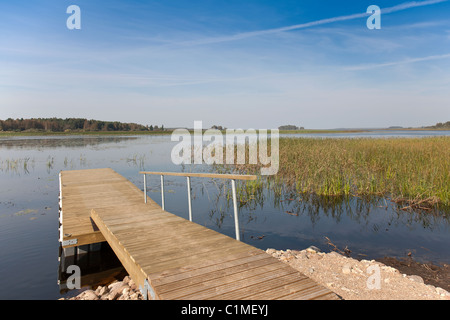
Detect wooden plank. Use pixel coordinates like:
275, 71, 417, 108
160, 263, 299, 300
155, 255, 279, 295
276, 284, 339, 300
149, 250, 265, 285
118, 227, 223, 250
231, 276, 317, 300
61, 232, 105, 248
90, 208, 148, 291
141, 244, 253, 276
59, 168, 150, 249
131, 236, 247, 264
208, 273, 313, 300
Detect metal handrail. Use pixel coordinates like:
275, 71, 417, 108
139, 171, 258, 241
139, 171, 257, 180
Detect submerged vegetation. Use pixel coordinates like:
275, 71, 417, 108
221, 137, 450, 210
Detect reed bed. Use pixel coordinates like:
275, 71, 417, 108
225, 136, 450, 209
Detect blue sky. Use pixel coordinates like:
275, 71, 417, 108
1, 0, 449, 129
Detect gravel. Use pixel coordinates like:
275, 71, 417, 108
266, 247, 450, 300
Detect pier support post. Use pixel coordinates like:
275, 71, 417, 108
231, 179, 240, 241
187, 176, 192, 222
143, 174, 147, 204
161, 175, 165, 211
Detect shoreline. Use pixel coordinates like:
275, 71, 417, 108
61, 247, 450, 300
2, 127, 450, 137
266, 247, 450, 300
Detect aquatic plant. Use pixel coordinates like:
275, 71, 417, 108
0, 157, 34, 174
214, 136, 450, 210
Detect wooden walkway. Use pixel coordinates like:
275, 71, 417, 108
59, 168, 340, 300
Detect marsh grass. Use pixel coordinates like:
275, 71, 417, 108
0, 157, 34, 174
126, 153, 146, 170
278, 137, 450, 206
216, 137, 450, 210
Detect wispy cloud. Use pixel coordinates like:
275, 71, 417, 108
180, 0, 448, 45
343, 52, 450, 71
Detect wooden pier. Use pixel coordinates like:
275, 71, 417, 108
59, 168, 340, 300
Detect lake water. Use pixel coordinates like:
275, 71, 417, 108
0, 131, 449, 299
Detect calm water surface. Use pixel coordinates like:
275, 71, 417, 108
0, 131, 449, 299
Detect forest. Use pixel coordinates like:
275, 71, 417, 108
0, 118, 159, 132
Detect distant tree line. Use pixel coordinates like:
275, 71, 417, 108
0, 118, 164, 132
428, 121, 450, 129
278, 125, 304, 130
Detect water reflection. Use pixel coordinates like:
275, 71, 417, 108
0, 136, 137, 149
201, 178, 450, 264
206, 177, 449, 230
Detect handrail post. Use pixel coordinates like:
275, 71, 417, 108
231, 179, 240, 241
143, 173, 147, 204
187, 176, 192, 222
160, 175, 165, 210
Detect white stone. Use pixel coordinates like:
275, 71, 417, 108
342, 264, 352, 274
407, 275, 424, 284
80, 290, 98, 300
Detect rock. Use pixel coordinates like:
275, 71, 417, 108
328, 251, 342, 258
79, 290, 98, 300
306, 246, 321, 254
351, 266, 363, 274
295, 251, 308, 260
108, 290, 120, 300
58, 274, 146, 300
99, 286, 108, 296
100, 294, 109, 300
130, 292, 140, 300
121, 288, 131, 300
94, 286, 102, 295
108, 281, 123, 291
103, 280, 129, 300
129, 279, 138, 291
381, 265, 399, 274
407, 275, 424, 284
436, 287, 449, 296
112, 284, 129, 296
342, 264, 352, 274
